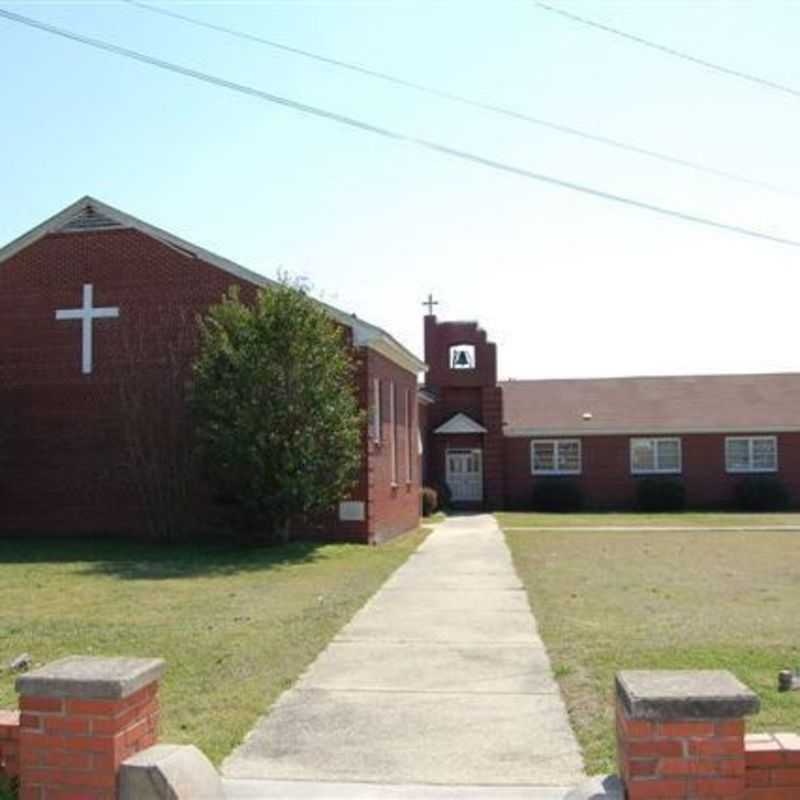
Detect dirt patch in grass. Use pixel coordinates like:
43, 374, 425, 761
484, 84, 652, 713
504, 528, 800, 774
0, 529, 427, 764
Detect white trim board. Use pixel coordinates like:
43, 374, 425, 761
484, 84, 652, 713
0, 195, 426, 376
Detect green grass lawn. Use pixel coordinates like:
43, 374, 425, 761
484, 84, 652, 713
0, 530, 427, 764
496, 511, 800, 528
502, 520, 800, 774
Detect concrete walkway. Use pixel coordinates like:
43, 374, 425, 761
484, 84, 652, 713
222, 514, 584, 796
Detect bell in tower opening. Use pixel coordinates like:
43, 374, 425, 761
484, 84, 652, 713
450, 344, 476, 370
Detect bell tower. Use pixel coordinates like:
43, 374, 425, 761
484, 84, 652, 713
421, 302, 504, 508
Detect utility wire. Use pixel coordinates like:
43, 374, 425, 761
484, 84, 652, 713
535, 1, 800, 100
122, 0, 794, 198
0, 7, 797, 249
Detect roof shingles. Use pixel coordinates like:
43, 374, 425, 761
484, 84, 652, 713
500, 373, 800, 435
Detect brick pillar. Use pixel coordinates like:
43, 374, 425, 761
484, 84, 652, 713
16, 656, 164, 800
481, 385, 505, 507
616, 670, 760, 800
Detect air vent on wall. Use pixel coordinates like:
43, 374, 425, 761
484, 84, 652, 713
59, 206, 124, 233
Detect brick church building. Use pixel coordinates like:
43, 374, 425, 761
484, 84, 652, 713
0, 196, 424, 543
421, 313, 800, 510
4, 196, 800, 544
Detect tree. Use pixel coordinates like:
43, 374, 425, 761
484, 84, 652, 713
116, 310, 195, 542
190, 278, 363, 542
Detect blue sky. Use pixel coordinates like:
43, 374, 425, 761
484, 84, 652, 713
1, 1, 798, 379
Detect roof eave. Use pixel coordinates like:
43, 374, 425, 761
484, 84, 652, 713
504, 425, 800, 437
360, 329, 427, 375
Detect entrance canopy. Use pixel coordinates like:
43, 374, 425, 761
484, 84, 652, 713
434, 413, 487, 435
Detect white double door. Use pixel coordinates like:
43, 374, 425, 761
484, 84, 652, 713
446, 448, 484, 503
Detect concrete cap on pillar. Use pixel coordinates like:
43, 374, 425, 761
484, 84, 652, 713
616, 670, 760, 720
16, 656, 165, 700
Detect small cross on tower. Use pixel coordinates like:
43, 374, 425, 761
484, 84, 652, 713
422, 293, 439, 316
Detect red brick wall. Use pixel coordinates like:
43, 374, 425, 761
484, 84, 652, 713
366, 350, 421, 543
745, 733, 800, 799
0, 226, 418, 541
503, 432, 800, 510
0, 228, 234, 534
0, 710, 20, 781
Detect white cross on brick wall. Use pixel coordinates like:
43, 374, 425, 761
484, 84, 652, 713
55, 283, 120, 375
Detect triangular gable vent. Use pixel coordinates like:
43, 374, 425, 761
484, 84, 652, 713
59, 206, 125, 233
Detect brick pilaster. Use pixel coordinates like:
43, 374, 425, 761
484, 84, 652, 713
616, 671, 760, 800
15, 656, 164, 800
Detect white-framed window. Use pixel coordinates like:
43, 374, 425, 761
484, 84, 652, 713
370, 378, 381, 444
531, 439, 582, 475
405, 388, 412, 483
630, 437, 682, 474
725, 436, 777, 473
389, 381, 397, 486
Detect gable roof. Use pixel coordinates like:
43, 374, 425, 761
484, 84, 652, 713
0, 195, 425, 375
434, 412, 488, 435
501, 373, 800, 436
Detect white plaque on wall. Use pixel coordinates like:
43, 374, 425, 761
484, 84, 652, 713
338, 501, 366, 522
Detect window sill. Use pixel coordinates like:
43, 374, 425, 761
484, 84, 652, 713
631, 470, 682, 476
726, 468, 778, 474
531, 471, 582, 477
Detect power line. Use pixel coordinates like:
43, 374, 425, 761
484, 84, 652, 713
122, 0, 794, 198
0, 7, 797, 250
535, 1, 800, 100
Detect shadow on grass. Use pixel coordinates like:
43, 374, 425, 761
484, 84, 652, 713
0, 537, 332, 580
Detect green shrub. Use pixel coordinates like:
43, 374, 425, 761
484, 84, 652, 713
421, 487, 438, 517
0, 776, 16, 800
531, 478, 584, 512
733, 475, 790, 511
636, 477, 687, 511
191, 278, 363, 542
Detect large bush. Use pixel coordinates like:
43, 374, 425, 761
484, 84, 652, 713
636, 477, 687, 512
733, 475, 790, 511
531, 478, 584, 512
191, 279, 363, 541
421, 487, 438, 517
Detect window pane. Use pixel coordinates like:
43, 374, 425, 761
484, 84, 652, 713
656, 440, 680, 471
533, 442, 555, 472
726, 439, 750, 470
752, 438, 776, 470
631, 440, 655, 472
557, 442, 580, 472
